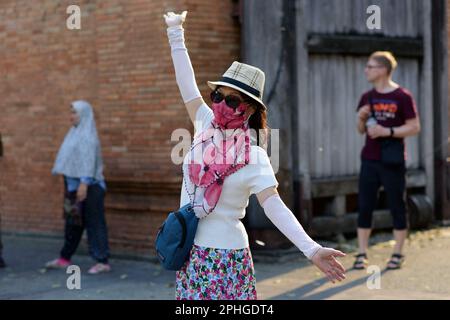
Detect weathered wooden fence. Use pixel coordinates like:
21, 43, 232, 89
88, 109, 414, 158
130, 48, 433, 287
242, 0, 448, 241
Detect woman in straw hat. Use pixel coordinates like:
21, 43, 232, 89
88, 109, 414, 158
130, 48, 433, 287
164, 11, 346, 300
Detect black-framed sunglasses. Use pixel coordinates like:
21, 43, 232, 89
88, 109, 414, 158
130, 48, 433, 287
210, 90, 246, 110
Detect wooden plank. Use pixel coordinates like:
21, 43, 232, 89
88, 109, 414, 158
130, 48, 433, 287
353, 57, 368, 174
305, 0, 422, 37
393, 59, 421, 169
307, 34, 424, 58
310, 210, 393, 237
242, 0, 300, 223
324, 57, 332, 176
310, 169, 427, 197
283, 0, 302, 216
309, 57, 322, 176
421, 0, 436, 211
295, 0, 315, 226
431, 0, 450, 220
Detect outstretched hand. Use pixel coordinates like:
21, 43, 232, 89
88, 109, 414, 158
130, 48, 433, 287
163, 11, 187, 28
311, 247, 346, 283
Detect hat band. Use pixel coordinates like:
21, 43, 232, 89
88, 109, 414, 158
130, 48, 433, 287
220, 77, 261, 99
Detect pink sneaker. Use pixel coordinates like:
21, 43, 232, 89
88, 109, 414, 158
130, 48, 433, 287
88, 263, 111, 274
45, 258, 71, 269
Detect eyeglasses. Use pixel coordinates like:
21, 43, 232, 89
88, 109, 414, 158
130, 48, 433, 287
210, 90, 246, 110
365, 64, 383, 69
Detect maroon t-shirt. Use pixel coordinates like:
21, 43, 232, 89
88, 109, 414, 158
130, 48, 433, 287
356, 87, 418, 161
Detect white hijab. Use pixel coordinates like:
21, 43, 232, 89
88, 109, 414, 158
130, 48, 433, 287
52, 100, 104, 181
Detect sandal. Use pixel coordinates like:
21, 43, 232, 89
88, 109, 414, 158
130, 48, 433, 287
387, 253, 404, 270
353, 253, 368, 270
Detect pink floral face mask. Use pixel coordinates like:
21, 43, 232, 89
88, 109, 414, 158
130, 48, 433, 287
210, 90, 251, 129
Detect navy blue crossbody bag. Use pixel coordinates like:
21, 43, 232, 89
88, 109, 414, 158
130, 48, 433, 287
155, 202, 198, 271
155, 164, 200, 271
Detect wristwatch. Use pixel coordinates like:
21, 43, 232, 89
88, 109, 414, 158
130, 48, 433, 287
390, 127, 395, 137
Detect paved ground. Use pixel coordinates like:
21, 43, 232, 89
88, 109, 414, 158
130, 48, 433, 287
1, 226, 450, 300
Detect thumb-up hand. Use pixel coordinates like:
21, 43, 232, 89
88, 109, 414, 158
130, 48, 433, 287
163, 11, 187, 28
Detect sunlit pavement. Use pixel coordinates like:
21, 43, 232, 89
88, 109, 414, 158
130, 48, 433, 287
1, 226, 450, 300
257, 227, 450, 300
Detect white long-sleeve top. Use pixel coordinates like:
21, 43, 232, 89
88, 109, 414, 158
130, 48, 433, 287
180, 103, 279, 249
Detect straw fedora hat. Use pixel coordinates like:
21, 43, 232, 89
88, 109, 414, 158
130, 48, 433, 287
207, 61, 267, 110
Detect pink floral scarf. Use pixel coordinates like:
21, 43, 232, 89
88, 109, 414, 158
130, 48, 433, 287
183, 101, 252, 219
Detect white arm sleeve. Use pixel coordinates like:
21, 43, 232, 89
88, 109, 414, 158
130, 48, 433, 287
262, 194, 322, 259
167, 25, 202, 103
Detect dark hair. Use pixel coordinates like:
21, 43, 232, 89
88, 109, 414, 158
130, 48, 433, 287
245, 98, 269, 148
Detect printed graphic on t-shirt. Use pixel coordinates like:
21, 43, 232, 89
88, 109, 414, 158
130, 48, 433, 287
372, 99, 398, 121
357, 87, 418, 161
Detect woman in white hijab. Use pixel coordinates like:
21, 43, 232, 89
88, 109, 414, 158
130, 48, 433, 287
46, 100, 111, 274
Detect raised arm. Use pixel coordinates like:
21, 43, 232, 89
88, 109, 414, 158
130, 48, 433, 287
163, 11, 205, 125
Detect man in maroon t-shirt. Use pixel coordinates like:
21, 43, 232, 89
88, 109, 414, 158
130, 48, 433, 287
354, 51, 420, 270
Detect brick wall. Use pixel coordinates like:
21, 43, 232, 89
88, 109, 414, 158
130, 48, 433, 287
0, 0, 240, 256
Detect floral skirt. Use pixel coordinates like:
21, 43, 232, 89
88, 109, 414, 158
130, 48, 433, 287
175, 245, 257, 300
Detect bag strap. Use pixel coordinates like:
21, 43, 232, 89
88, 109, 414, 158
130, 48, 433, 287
181, 164, 193, 204
368, 91, 375, 118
